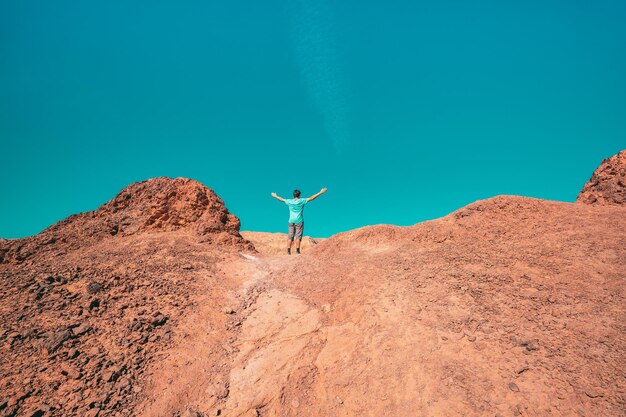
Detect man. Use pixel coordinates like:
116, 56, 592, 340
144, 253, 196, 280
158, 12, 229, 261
271, 187, 327, 255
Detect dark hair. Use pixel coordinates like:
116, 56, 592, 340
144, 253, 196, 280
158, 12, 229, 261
293, 189, 301, 198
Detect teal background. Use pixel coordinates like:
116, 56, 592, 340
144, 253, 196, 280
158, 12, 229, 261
1, 1, 624, 238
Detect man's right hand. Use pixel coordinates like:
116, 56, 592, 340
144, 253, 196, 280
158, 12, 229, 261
320, 187, 328, 193
271, 192, 277, 198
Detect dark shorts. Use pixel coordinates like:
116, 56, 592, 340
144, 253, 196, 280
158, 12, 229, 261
288, 222, 304, 241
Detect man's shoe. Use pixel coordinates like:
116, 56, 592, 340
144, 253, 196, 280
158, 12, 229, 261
287, 248, 291, 255
296, 248, 301, 254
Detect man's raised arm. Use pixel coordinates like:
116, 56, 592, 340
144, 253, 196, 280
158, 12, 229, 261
271, 192, 286, 202
307, 187, 328, 202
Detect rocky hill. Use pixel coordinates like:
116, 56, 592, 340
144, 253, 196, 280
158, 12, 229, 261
0, 178, 251, 417
0, 177, 250, 265
577, 150, 626, 205
1, 153, 625, 417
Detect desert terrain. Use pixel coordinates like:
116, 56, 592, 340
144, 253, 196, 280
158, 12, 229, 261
239, 232, 323, 256
0, 151, 624, 417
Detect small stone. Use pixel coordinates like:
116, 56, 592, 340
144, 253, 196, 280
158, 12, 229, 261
67, 368, 82, 380
519, 339, 539, 352
216, 383, 229, 399
508, 382, 520, 392
45, 328, 72, 353
102, 367, 120, 382
88, 298, 100, 310
84, 408, 100, 417
585, 389, 603, 398
61, 362, 82, 379
68, 348, 79, 359
223, 308, 235, 315
182, 407, 204, 417
7, 390, 32, 407
516, 366, 529, 375
117, 377, 130, 389
88, 346, 101, 356
152, 314, 168, 326
30, 403, 51, 415
72, 323, 92, 337
86, 282, 102, 294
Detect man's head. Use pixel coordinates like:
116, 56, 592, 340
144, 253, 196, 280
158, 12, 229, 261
293, 189, 301, 198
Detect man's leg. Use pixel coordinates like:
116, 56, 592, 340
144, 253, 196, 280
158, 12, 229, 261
287, 223, 295, 255
295, 223, 303, 254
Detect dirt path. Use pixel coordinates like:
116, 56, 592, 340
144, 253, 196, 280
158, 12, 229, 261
211, 250, 519, 417
137, 248, 497, 416
135, 252, 319, 416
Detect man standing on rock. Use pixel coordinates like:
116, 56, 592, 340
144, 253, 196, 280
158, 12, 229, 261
271, 188, 327, 255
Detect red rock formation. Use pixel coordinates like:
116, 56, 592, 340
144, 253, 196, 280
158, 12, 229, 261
0, 178, 251, 417
577, 150, 626, 205
98, 177, 242, 237
1, 169, 625, 417
0, 177, 251, 265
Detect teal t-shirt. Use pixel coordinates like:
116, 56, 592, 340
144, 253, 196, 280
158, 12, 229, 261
285, 198, 308, 223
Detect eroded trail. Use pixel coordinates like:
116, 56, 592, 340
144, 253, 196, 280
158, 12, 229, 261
221, 255, 324, 416
219, 251, 507, 417
136, 252, 325, 417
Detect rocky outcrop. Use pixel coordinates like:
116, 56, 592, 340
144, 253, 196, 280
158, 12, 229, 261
577, 150, 626, 205
96, 177, 242, 237
1, 177, 252, 265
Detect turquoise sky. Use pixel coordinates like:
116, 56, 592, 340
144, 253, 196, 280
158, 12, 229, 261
1, 1, 625, 238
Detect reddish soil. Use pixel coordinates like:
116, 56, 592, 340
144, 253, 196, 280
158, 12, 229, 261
1, 153, 625, 417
